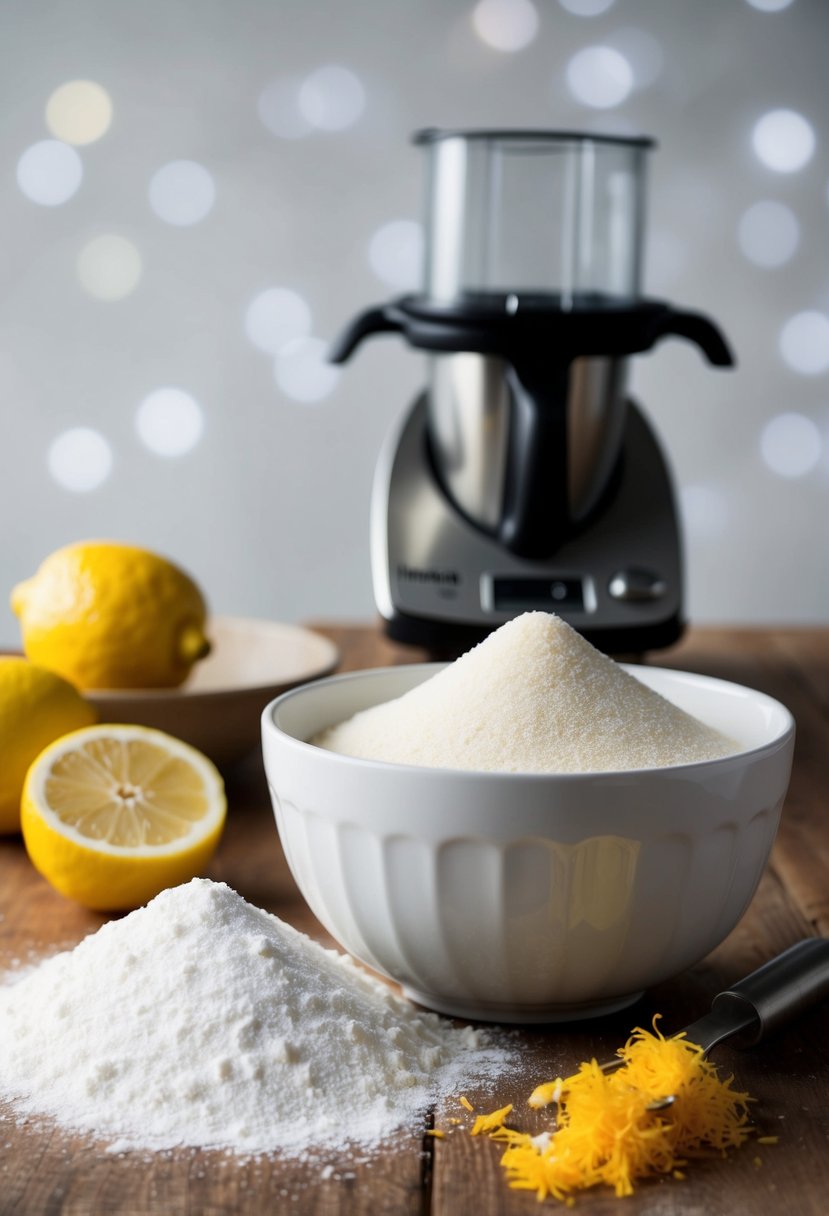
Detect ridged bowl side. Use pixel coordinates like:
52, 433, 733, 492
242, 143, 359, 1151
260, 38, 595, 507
271, 788, 782, 1019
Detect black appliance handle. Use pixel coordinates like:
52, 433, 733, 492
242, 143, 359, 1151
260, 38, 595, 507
644, 307, 735, 367
327, 297, 733, 562
329, 297, 735, 364
328, 305, 404, 364
498, 360, 571, 560
495, 307, 732, 559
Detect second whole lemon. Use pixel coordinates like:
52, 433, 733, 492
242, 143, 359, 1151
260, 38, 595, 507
11, 541, 211, 690
0, 657, 97, 833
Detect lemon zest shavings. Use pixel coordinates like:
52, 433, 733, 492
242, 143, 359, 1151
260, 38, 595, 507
459, 1095, 474, 1112
471, 1103, 513, 1136
467, 1016, 759, 1203
529, 1079, 563, 1109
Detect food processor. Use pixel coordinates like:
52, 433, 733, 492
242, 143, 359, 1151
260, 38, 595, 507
331, 129, 734, 653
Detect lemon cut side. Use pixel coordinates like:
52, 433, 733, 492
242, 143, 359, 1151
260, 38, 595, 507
21, 724, 226, 910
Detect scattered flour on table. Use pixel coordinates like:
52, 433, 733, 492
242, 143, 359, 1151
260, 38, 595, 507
315, 612, 737, 772
0, 879, 513, 1154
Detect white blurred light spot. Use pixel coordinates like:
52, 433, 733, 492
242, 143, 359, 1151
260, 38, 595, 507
76, 234, 142, 300
745, 0, 794, 11
680, 485, 730, 540
257, 78, 311, 140
45, 80, 112, 146
148, 161, 215, 226
275, 338, 340, 403
368, 220, 423, 290
779, 311, 829, 375
566, 46, 633, 109
760, 413, 821, 478
48, 428, 112, 492
135, 388, 204, 456
17, 140, 83, 206
752, 109, 815, 173
298, 66, 365, 132
558, 0, 615, 15
737, 201, 799, 268
472, 0, 539, 52
245, 288, 312, 356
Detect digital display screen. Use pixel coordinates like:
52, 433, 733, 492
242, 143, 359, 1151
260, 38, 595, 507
492, 577, 584, 611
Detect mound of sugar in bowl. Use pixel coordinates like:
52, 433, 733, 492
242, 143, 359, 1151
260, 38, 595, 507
0, 879, 495, 1153
315, 612, 737, 772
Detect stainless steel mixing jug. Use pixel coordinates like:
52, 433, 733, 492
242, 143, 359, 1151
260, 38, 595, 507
420, 129, 647, 545
427, 349, 627, 534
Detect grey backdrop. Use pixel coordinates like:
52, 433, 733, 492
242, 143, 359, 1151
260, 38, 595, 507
1, 0, 827, 647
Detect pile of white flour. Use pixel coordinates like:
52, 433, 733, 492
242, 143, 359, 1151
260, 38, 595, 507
316, 612, 737, 772
0, 880, 506, 1154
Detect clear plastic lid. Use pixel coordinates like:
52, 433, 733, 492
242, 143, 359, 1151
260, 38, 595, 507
416, 129, 654, 310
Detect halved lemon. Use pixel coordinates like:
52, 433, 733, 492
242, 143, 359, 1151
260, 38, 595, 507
21, 724, 226, 910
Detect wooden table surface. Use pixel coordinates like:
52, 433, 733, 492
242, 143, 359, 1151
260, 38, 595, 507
2, 623, 828, 1215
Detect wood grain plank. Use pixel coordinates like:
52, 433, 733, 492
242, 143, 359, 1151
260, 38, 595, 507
0, 1120, 430, 1216
2, 625, 829, 1216
762, 631, 829, 936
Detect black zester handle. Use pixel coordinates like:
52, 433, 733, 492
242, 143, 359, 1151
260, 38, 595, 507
710, 939, 829, 1048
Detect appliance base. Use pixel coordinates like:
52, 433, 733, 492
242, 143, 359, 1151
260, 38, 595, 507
371, 394, 685, 657
384, 604, 684, 658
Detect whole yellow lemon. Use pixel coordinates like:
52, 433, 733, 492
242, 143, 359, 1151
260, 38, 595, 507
0, 657, 97, 833
11, 541, 211, 691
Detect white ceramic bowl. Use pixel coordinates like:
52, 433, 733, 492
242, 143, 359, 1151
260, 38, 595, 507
261, 663, 795, 1023
86, 616, 339, 769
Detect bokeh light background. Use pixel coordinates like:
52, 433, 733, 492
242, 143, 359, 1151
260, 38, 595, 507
1, 0, 827, 643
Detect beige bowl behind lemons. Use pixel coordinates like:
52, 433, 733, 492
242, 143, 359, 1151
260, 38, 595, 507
85, 616, 339, 769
